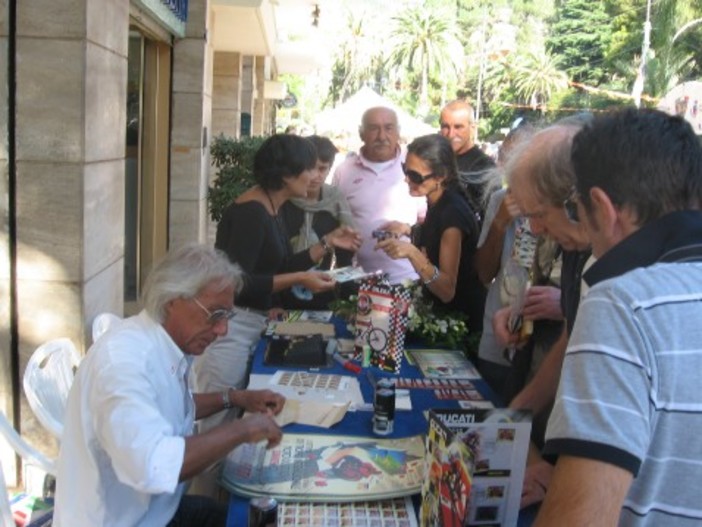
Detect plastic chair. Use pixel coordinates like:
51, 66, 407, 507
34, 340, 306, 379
91, 312, 122, 343
0, 411, 56, 527
22, 338, 81, 440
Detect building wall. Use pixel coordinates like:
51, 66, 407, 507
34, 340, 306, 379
212, 51, 242, 140
169, 0, 213, 248
0, 0, 281, 483
3, 0, 127, 463
0, 0, 16, 485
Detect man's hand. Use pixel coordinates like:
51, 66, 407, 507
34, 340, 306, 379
300, 271, 336, 293
239, 413, 283, 449
522, 286, 563, 321
494, 191, 521, 230
521, 460, 553, 508
493, 306, 523, 348
235, 389, 285, 415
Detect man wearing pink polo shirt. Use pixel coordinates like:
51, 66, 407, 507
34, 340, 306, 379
332, 107, 426, 283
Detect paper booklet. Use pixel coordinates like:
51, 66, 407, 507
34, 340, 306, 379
221, 433, 426, 502
421, 408, 531, 527
406, 349, 481, 380
327, 266, 381, 283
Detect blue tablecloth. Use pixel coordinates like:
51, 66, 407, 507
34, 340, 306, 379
226, 323, 501, 525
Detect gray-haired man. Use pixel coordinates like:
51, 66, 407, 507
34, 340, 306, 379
537, 108, 702, 525
54, 245, 285, 527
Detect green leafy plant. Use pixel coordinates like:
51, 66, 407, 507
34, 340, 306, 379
208, 134, 267, 222
405, 282, 469, 352
329, 282, 471, 353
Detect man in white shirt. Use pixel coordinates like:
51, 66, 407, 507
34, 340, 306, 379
332, 107, 426, 283
54, 245, 285, 527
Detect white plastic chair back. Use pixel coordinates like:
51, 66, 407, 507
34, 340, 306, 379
0, 412, 56, 476
0, 456, 15, 527
22, 338, 81, 440
0, 411, 56, 527
91, 312, 122, 343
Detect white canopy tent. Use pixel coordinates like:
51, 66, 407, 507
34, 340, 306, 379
314, 87, 436, 151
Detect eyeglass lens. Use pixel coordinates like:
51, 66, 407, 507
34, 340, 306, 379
564, 198, 579, 222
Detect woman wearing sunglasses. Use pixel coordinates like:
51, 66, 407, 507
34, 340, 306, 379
375, 134, 486, 333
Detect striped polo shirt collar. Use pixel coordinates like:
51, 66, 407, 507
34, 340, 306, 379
584, 210, 702, 287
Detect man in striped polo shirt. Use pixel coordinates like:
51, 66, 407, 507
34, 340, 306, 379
536, 108, 702, 525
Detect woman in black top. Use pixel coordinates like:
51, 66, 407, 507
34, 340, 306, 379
376, 134, 486, 332
194, 135, 360, 430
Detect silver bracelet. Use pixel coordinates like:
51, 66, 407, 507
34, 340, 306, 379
423, 265, 440, 285
222, 388, 233, 409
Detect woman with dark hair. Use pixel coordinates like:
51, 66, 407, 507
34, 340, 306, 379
376, 133, 486, 332
194, 134, 360, 429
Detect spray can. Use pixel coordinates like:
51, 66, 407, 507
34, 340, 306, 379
248, 496, 278, 527
373, 378, 395, 435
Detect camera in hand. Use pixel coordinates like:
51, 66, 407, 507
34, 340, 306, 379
372, 229, 396, 242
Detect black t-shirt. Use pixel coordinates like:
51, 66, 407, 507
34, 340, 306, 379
455, 145, 496, 224
419, 188, 487, 332
215, 201, 314, 311
560, 249, 592, 335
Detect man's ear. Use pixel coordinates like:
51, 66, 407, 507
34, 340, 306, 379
589, 187, 620, 239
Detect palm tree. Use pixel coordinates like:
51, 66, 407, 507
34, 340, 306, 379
327, 11, 385, 106
386, 7, 464, 116
509, 49, 569, 111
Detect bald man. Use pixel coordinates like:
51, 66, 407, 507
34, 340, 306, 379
440, 100, 496, 223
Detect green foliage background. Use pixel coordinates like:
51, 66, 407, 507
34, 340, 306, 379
293, 0, 702, 137
207, 135, 266, 223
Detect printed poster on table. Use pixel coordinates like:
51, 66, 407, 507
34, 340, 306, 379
221, 433, 425, 502
407, 349, 481, 380
420, 411, 475, 527
421, 408, 531, 527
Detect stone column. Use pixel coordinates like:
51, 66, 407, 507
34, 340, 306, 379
253, 55, 267, 136
240, 56, 255, 137
12, 0, 129, 458
212, 51, 242, 140
169, 0, 213, 247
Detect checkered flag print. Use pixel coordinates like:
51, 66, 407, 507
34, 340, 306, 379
511, 217, 538, 268
355, 277, 412, 374
383, 285, 412, 374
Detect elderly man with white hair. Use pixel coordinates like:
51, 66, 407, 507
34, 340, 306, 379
54, 244, 285, 527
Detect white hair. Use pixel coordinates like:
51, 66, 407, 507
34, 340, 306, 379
141, 244, 242, 323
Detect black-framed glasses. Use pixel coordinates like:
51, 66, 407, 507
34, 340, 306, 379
403, 165, 435, 185
192, 298, 236, 325
563, 189, 579, 223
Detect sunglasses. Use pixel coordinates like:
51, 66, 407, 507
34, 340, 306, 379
403, 165, 436, 185
563, 189, 579, 223
192, 297, 236, 325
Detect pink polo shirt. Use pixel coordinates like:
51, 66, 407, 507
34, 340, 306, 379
332, 149, 426, 283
